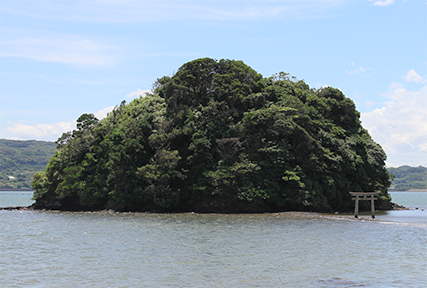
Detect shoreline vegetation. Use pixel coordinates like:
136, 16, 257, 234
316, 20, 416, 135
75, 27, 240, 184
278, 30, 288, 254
2, 188, 426, 192
0, 190, 412, 213
29, 58, 395, 213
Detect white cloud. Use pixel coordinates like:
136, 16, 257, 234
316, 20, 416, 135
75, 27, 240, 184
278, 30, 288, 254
361, 84, 427, 167
0, 106, 119, 141
369, 0, 395, 6
0, 32, 116, 66
94, 106, 116, 119
345, 63, 370, 75
126, 88, 151, 99
2, 121, 76, 141
347, 66, 367, 75
2, 0, 352, 22
403, 69, 423, 83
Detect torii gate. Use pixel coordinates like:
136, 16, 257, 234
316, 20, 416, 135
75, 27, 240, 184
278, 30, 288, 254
349, 192, 381, 219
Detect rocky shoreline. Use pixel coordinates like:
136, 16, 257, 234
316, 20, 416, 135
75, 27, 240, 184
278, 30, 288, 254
0, 201, 409, 213
0, 206, 34, 211
389, 202, 408, 210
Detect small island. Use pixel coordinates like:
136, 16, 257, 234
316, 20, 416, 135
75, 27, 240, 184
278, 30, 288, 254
31, 58, 392, 213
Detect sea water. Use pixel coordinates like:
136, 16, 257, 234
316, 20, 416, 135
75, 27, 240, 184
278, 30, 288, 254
375, 191, 427, 224
0, 191, 35, 208
1, 191, 426, 287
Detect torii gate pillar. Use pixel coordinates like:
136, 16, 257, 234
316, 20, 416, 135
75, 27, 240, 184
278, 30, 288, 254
349, 192, 381, 219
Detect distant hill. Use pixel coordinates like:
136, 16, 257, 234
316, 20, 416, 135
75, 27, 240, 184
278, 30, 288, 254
0, 139, 56, 189
388, 165, 427, 190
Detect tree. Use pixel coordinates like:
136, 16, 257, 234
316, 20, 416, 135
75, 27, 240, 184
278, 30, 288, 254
32, 58, 391, 212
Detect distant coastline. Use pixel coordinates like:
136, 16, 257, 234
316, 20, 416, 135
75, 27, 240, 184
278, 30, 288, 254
388, 189, 427, 192
0, 188, 33, 191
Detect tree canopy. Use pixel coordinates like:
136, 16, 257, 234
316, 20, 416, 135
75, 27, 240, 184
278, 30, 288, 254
32, 58, 392, 212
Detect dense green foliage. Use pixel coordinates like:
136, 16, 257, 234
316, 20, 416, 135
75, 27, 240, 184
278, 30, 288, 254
32, 58, 391, 212
388, 166, 427, 190
0, 139, 56, 189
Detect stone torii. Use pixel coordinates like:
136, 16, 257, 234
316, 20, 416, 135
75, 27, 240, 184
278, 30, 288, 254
349, 192, 381, 219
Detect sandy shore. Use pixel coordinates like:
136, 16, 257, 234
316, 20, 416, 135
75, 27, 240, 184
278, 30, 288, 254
0, 206, 391, 221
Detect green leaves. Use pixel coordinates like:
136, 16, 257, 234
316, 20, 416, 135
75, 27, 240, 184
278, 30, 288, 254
136, 150, 185, 207
31, 58, 391, 212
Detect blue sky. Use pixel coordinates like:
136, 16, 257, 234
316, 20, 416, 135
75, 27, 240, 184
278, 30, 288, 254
0, 0, 426, 167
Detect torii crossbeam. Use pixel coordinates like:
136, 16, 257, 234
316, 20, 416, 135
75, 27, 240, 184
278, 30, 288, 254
349, 192, 381, 219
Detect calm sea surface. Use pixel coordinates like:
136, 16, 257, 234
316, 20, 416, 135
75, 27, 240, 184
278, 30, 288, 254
1, 191, 426, 287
